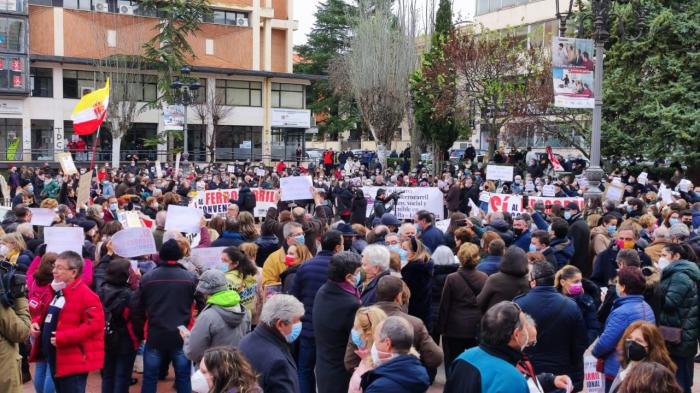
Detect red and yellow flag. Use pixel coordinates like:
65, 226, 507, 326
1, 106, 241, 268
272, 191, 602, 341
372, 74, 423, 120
70, 78, 110, 135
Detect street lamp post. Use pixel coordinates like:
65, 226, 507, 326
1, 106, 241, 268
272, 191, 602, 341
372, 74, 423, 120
170, 66, 201, 164
554, 0, 646, 203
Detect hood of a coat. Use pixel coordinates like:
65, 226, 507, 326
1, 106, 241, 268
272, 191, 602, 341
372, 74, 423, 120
662, 259, 700, 282
367, 355, 430, 391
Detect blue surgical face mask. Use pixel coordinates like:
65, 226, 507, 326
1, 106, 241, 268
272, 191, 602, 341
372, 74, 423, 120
669, 218, 679, 226
414, 223, 422, 234
351, 329, 366, 348
626, 206, 633, 213
219, 263, 229, 273
109, 203, 118, 211
529, 244, 537, 253
354, 271, 362, 287
285, 321, 302, 343
608, 225, 617, 235
388, 245, 407, 262
564, 211, 572, 220
293, 235, 305, 245
26, 185, 34, 193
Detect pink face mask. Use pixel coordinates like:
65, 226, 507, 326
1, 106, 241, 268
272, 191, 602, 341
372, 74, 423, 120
568, 282, 583, 296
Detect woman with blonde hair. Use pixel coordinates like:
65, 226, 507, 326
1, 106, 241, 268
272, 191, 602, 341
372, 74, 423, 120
437, 242, 488, 379
609, 321, 675, 393
1, 231, 32, 272
347, 307, 388, 393
238, 211, 259, 242
280, 243, 312, 293
554, 265, 601, 345
400, 236, 434, 326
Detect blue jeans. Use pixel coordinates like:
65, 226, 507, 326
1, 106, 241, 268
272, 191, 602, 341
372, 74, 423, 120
102, 350, 137, 393
53, 373, 88, 393
297, 336, 316, 393
34, 361, 56, 393
141, 344, 191, 393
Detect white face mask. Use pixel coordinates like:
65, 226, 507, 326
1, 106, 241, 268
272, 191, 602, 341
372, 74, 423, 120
519, 326, 530, 352
370, 342, 395, 366
50, 280, 67, 292
190, 370, 210, 393
0, 245, 8, 256
657, 257, 671, 271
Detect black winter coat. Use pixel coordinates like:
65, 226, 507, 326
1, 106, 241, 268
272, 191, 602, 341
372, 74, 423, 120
99, 282, 136, 354
430, 264, 458, 334
568, 215, 591, 277
401, 258, 435, 329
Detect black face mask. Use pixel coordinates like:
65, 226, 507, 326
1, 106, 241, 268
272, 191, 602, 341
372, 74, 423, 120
513, 228, 524, 236
624, 340, 647, 362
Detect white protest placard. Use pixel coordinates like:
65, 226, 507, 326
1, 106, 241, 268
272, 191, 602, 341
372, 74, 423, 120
612, 177, 622, 185
361, 187, 445, 220
486, 165, 514, 182
76, 172, 92, 209
435, 219, 451, 233
525, 181, 535, 192
227, 164, 236, 173
637, 172, 648, 185
468, 198, 481, 218
175, 152, 181, 175
280, 176, 314, 201
679, 179, 691, 192
111, 227, 157, 258
29, 208, 55, 226
255, 168, 266, 177
542, 184, 556, 197
124, 211, 143, 228
191, 247, 226, 270
583, 354, 605, 393
659, 184, 673, 203
44, 227, 84, 255
164, 205, 202, 233
605, 183, 625, 202
56, 152, 78, 175
479, 191, 491, 204
0, 176, 9, 203
155, 161, 163, 178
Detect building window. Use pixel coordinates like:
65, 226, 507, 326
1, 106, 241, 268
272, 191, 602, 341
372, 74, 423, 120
62, 0, 93, 10
31, 67, 53, 97
271, 83, 304, 109
0, 55, 26, 90
0, 17, 25, 53
31, 119, 54, 160
0, 118, 22, 160
63, 70, 95, 99
193, 78, 207, 104
215, 80, 262, 107
214, 125, 262, 161
0, 1, 25, 14
206, 10, 249, 26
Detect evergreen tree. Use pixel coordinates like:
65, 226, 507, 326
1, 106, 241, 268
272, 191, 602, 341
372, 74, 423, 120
295, 0, 359, 139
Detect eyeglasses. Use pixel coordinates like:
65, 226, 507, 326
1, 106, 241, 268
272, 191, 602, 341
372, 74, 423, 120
52, 265, 75, 272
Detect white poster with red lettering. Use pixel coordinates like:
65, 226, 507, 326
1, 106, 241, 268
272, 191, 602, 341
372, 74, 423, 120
486, 193, 523, 217
526, 196, 584, 215
190, 188, 277, 218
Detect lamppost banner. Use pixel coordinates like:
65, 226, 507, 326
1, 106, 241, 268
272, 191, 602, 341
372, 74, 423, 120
162, 103, 185, 131
552, 37, 595, 109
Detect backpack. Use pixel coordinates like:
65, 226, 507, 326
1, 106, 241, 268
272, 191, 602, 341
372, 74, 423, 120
102, 290, 129, 349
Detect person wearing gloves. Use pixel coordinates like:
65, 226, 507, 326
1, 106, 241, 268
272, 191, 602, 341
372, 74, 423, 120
183, 269, 250, 365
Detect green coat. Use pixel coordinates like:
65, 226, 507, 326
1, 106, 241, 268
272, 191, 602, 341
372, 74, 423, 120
659, 260, 700, 357
0, 297, 31, 393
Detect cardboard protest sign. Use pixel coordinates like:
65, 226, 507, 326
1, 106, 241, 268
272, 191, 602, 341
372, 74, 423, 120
45, 227, 84, 255
111, 227, 156, 258
361, 186, 444, 220
76, 172, 92, 208
29, 208, 55, 226
280, 176, 313, 201
164, 205, 202, 233
486, 165, 514, 182
56, 152, 78, 175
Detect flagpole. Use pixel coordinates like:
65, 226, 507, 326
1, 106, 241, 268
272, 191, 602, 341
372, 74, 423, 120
89, 125, 101, 172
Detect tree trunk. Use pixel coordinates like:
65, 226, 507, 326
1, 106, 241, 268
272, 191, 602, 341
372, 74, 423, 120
432, 141, 441, 175
376, 143, 388, 171
111, 136, 122, 169
487, 123, 498, 163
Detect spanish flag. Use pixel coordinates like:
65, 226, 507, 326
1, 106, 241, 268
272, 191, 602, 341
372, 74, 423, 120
71, 78, 110, 135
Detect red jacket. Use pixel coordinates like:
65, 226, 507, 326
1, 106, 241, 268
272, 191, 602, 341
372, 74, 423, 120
30, 278, 105, 377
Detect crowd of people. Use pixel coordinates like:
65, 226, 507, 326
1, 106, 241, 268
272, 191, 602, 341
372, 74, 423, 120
0, 150, 698, 393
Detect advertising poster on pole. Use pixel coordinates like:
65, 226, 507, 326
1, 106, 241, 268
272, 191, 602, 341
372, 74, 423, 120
552, 37, 595, 109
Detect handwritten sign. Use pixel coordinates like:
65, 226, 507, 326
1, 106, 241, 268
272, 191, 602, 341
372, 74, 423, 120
637, 172, 647, 186
164, 205, 202, 233
435, 219, 451, 233
280, 176, 313, 201
659, 184, 673, 203
605, 183, 625, 202
486, 165, 514, 182
56, 152, 78, 175
29, 208, 55, 226
679, 179, 691, 193
44, 227, 84, 255
111, 227, 157, 258
191, 247, 226, 270
542, 185, 556, 197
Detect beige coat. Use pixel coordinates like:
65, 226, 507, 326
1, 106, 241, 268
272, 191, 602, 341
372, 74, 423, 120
0, 297, 31, 393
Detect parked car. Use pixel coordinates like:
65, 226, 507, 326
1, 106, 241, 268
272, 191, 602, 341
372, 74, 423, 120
449, 148, 465, 161
305, 149, 323, 165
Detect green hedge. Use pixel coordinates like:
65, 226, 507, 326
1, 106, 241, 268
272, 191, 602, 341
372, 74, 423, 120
624, 165, 678, 181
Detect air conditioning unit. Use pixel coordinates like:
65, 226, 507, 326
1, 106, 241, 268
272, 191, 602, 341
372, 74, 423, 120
119, 5, 135, 15
236, 17, 249, 27
94, 2, 109, 12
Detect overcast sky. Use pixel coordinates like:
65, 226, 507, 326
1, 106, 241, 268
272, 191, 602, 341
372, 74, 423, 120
293, 0, 476, 46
